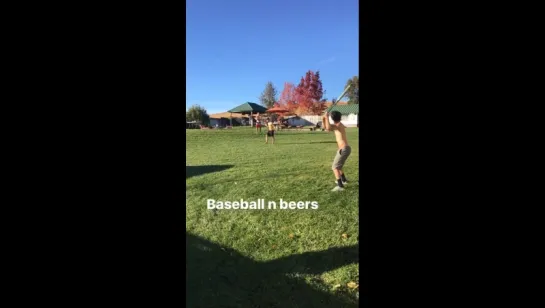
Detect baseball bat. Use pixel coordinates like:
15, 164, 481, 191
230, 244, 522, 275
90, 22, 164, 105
324, 84, 352, 115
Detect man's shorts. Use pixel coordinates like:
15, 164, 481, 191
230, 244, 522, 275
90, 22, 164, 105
267, 130, 275, 137
332, 146, 351, 170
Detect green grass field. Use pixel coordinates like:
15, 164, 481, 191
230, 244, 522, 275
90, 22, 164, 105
186, 127, 359, 307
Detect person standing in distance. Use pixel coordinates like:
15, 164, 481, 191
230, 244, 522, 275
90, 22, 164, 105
265, 119, 275, 144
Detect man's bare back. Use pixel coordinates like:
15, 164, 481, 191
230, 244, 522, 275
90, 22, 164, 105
332, 122, 349, 149
323, 112, 349, 147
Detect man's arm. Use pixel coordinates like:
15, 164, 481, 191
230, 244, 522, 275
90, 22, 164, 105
322, 112, 336, 131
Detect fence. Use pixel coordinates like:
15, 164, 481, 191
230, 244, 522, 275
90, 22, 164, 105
287, 114, 358, 127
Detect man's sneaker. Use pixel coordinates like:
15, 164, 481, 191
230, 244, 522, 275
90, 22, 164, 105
331, 186, 344, 191
335, 181, 348, 185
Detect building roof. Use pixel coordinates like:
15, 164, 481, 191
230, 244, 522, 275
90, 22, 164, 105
327, 104, 359, 114
227, 102, 268, 114
209, 112, 249, 119
324, 101, 348, 107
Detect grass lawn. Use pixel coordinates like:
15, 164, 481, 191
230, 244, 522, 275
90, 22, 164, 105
186, 126, 359, 307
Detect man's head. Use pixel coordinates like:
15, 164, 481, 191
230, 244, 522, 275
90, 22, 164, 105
331, 111, 342, 123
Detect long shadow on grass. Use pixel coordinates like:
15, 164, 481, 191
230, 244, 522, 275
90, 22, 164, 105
187, 232, 359, 307
198, 170, 306, 186
186, 165, 234, 179
279, 141, 337, 145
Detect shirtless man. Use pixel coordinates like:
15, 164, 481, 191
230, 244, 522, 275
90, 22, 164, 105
265, 119, 275, 144
255, 113, 262, 134
323, 111, 351, 191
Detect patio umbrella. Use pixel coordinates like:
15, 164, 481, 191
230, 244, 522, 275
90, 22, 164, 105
266, 106, 292, 129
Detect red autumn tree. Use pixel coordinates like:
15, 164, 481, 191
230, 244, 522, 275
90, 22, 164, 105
308, 100, 328, 115
278, 82, 298, 113
295, 70, 326, 115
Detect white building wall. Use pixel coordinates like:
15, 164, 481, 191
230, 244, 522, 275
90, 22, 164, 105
299, 115, 322, 125
341, 114, 358, 127
286, 117, 314, 126
296, 114, 358, 127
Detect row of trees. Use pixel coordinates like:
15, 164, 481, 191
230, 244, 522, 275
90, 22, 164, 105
259, 72, 359, 115
186, 72, 359, 123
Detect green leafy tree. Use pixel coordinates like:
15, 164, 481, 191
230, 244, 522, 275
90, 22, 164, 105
259, 82, 278, 108
186, 105, 210, 125
344, 76, 359, 104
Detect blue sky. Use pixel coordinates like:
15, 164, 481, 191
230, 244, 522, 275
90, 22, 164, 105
187, 0, 359, 114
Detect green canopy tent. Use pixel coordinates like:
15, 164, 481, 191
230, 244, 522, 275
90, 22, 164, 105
227, 102, 268, 126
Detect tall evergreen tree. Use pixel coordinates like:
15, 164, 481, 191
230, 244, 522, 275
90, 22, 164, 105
344, 76, 359, 104
259, 82, 278, 108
